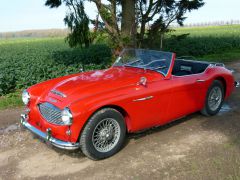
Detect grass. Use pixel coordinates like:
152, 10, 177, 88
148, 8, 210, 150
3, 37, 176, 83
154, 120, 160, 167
0, 91, 22, 110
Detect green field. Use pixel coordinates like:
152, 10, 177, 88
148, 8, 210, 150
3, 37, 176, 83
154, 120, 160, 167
172, 25, 240, 37
164, 25, 240, 61
0, 38, 111, 93
0, 25, 240, 109
0, 38, 111, 109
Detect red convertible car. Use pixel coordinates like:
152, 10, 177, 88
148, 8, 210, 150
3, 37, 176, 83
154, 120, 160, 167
21, 49, 238, 160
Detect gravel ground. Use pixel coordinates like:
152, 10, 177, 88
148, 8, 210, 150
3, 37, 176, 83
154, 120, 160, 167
0, 61, 240, 180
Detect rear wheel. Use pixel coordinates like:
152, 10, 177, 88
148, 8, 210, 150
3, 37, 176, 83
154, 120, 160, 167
201, 80, 224, 116
80, 108, 126, 160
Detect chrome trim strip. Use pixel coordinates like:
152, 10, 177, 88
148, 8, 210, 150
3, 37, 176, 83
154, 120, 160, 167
133, 96, 154, 102
51, 90, 67, 98
20, 114, 80, 150
196, 79, 205, 82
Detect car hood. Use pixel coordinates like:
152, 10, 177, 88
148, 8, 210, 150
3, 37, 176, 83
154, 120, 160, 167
43, 67, 161, 106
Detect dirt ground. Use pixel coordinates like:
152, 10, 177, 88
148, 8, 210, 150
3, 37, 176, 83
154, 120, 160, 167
0, 62, 240, 180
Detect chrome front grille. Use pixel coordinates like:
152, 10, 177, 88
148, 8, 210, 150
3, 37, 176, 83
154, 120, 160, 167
38, 102, 64, 125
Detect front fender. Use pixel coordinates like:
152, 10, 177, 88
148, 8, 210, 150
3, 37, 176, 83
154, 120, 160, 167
68, 86, 136, 142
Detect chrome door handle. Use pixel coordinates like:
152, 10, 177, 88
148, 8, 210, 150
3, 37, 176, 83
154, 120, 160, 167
133, 96, 154, 102
196, 79, 205, 82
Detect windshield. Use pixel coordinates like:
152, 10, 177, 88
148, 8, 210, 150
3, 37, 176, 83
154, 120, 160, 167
113, 49, 174, 76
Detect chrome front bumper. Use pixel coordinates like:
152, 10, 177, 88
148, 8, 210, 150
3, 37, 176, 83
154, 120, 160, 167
20, 114, 80, 150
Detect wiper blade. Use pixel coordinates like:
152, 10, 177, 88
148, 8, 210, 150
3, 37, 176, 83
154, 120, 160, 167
123, 65, 142, 69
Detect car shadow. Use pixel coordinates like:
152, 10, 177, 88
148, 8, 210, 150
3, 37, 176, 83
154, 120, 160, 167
32, 135, 86, 158
53, 147, 86, 158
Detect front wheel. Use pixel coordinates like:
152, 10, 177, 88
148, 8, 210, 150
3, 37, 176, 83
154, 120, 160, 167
80, 108, 126, 160
201, 80, 224, 116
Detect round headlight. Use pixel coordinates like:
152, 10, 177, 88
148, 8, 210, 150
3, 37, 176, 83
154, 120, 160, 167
22, 90, 30, 105
61, 108, 73, 125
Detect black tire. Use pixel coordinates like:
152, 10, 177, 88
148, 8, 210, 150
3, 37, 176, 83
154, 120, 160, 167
201, 80, 224, 116
80, 108, 126, 160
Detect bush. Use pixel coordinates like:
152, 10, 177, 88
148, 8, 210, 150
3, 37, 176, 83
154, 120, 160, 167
52, 44, 112, 67
163, 36, 240, 57
85, 44, 112, 65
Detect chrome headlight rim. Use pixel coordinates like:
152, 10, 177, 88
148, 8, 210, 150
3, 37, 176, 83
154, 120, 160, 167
22, 90, 30, 105
61, 108, 73, 125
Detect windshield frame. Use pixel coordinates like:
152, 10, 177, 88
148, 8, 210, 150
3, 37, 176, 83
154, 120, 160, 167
113, 48, 175, 77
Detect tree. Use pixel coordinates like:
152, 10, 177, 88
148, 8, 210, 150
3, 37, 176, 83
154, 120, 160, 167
46, 0, 91, 48
137, 0, 204, 48
65, 1, 91, 48
45, 0, 204, 49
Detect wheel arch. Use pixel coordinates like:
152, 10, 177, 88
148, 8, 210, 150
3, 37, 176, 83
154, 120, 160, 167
77, 104, 132, 141
98, 105, 132, 132
214, 76, 227, 98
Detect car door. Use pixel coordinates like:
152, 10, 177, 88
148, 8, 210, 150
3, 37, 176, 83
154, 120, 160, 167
166, 74, 207, 122
127, 78, 182, 131
124, 53, 177, 131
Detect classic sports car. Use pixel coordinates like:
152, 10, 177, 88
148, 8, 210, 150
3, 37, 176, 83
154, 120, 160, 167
21, 49, 238, 160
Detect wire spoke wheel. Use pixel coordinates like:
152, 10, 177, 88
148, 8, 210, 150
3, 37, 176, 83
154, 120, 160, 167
208, 86, 222, 111
92, 118, 121, 153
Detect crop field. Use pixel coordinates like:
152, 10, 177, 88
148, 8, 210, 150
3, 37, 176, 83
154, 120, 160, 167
163, 25, 240, 60
0, 25, 240, 109
0, 38, 111, 108
173, 24, 240, 37
0, 38, 111, 94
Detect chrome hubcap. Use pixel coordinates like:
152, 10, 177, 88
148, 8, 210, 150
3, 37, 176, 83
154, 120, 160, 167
92, 118, 121, 153
208, 86, 222, 111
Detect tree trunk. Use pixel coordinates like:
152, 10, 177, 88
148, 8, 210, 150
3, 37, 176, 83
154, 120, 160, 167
160, 33, 164, 50
121, 0, 136, 47
139, 21, 146, 48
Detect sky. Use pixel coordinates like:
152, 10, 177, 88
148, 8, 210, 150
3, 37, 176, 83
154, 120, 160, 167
0, 0, 240, 32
